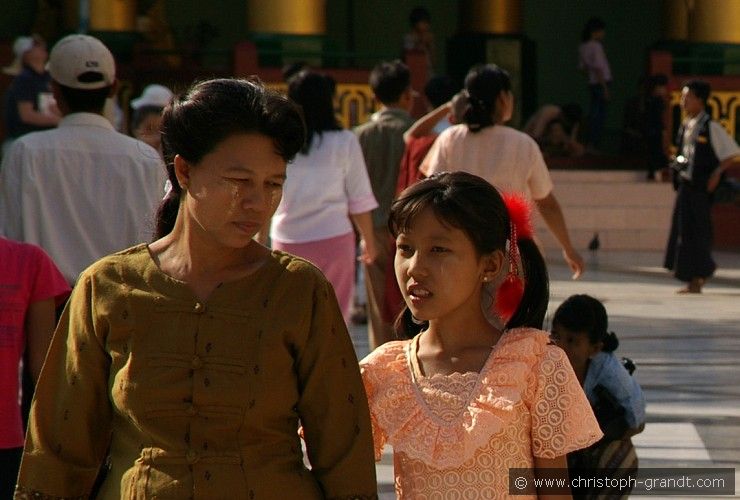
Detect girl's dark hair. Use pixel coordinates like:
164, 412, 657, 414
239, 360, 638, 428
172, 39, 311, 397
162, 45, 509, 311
287, 70, 341, 154
154, 78, 305, 239
552, 294, 619, 352
462, 64, 512, 133
581, 17, 606, 41
388, 171, 549, 337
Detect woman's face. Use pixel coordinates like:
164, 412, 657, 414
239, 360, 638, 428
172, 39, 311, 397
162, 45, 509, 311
134, 112, 163, 150
176, 133, 286, 248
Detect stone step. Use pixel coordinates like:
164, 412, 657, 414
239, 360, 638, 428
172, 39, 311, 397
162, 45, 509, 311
535, 170, 675, 251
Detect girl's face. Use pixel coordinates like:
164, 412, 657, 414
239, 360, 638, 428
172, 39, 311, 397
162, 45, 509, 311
175, 133, 286, 249
394, 207, 500, 325
552, 323, 601, 375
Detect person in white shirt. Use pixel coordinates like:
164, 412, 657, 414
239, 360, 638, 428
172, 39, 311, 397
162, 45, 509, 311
0, 34, 165, 285
578, 17, 612, 150
421, 64, 584, 279
268, 70, 379, 324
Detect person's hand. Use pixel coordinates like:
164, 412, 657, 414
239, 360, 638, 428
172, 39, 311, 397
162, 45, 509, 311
707, 168, 723, 193
358, 236, 378, 264
563, 247, 584, 279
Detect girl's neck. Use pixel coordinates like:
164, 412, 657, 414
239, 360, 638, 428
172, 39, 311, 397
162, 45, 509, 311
424, 309, 502, 353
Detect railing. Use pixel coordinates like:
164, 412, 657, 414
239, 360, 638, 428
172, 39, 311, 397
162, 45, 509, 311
266, 82, 376, 130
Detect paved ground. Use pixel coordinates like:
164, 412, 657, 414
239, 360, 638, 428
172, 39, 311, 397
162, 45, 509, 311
348, 250, 740, 498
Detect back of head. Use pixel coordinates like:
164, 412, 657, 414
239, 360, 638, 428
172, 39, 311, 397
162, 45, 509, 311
369, 60, 411, 106
424, 75, 456, 109
462, 64, 511, 133
287, 70, 340, 153
389, 171, 549, 336
683, 79, 711, 103
409, 6, 431, 27
581, 16, 606, 41
48, 34, 116, 113
155, 78, 305, 238
450, 91, 468, 124
552, 294, 618, 351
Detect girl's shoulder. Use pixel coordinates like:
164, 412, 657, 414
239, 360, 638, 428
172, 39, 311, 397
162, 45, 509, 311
359, 339, 410, 369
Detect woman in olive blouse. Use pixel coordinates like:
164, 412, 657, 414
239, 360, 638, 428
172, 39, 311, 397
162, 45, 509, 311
16, 79, 378, 499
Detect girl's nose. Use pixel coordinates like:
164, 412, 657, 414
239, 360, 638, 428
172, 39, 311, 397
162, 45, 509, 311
406, 252, 427, 278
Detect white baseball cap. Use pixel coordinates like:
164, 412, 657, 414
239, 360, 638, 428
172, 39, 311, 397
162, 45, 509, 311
131, 84, 174, 109
2, 35, 40, 76
47, 34, 116, 90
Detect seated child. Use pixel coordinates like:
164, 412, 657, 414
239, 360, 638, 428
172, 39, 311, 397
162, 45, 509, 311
552, 294, 646, 499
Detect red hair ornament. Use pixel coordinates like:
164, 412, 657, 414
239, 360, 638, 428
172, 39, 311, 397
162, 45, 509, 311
493, 193, 534, 322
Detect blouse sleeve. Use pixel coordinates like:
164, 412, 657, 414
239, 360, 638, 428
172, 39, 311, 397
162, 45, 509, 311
359, 362, 389, 461
16, 272, 113, 498
295, 276, 377, 498
529, 345, 602, 458
345, 133, 379, 215
28, 245, 71, 305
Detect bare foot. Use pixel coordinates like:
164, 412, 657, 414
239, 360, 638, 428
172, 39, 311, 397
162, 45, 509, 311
677, 278, 704, 294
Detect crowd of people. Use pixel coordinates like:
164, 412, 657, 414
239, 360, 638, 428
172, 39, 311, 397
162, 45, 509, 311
0, 8, 736, 498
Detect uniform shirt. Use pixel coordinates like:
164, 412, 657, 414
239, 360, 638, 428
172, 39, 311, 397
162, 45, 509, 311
583, 351, 646, 429
270, 130, 377, 243
2, 66, 55, 139
0, 238, 69, 449
355, 108, 414, 228
578, 39, 612, 85
421, 124, 554, 200
0, 112, 165, 284
16, 245, 377, 499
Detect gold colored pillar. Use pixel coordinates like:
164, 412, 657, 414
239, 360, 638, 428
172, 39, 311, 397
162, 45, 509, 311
662, 0, 689, 40
689, 0, 740, 44
90, 0, 137, 31
460, 0, 521, 35
246, 0, 326, 35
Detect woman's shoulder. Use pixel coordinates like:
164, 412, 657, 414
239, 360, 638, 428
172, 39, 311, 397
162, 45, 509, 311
79, 243, 151, 280
269, 250, 335, 289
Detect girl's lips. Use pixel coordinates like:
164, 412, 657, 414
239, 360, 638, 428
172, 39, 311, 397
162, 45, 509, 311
233, 221, 261, 233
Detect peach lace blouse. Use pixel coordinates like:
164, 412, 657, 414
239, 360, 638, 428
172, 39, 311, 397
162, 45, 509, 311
360, 328, 602, 499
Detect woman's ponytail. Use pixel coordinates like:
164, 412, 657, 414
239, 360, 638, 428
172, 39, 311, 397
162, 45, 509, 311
505, 238, 549, 330
154, 179, 181, 239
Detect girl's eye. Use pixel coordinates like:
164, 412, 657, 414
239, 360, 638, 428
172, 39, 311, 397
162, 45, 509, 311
397, 244, 412, 254
431, 246, 449, 253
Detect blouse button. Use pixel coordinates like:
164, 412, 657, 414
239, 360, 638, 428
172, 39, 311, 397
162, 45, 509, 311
186, 405, 198, 417
191, 356, 203, 370
194, 302, 205, 313
186, 450, 199, 464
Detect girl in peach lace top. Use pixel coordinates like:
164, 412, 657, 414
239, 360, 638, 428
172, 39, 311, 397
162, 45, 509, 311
360, 172, 602, 499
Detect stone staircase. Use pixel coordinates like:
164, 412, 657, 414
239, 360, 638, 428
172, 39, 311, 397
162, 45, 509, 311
533, 170, 675, 252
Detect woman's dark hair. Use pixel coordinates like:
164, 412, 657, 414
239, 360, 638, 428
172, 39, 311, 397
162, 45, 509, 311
388, 171, 549, 337
683, 79, 711, 104
462, 64, 512, 133
154, 78, 305, 239
581, 17, 606, 41
552, 294, 619, 352
288, 70, 341, 154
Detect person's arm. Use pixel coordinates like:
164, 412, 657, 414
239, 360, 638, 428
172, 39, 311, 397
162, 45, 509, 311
534, 192, 584, 279
404, 101, 451, 142
707, 155, 740, 192
534, 454, 571, 500
16, 273, 112, 497
296, 275, 377, 497
17, 101, 61, 127
350, 211, 378, 264
24, 298, 57, 383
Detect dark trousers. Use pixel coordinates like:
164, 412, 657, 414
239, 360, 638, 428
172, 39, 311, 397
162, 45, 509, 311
0, 447, 22, 499
587, 83, 609, 148
664, 183, 716, 282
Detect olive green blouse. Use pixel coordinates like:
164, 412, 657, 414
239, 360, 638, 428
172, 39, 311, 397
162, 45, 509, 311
16, 244, 377, 499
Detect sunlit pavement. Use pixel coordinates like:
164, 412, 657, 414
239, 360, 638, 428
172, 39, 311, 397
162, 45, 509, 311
348, 250, 740, 498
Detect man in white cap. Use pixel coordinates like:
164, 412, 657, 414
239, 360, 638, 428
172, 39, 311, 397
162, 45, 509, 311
1, 35, 60, 158
0, 34, 166, 285
129, 83, 173, 153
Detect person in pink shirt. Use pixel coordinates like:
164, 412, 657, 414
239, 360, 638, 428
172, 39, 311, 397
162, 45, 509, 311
0, 237, 69, 497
